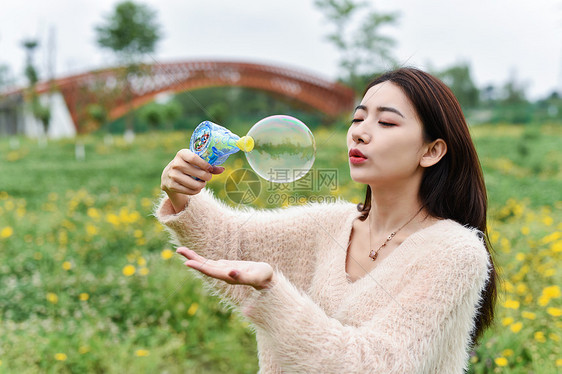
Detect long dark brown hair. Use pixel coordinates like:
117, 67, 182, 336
356, 67, 497, 344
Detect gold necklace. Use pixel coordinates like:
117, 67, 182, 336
368, 206, 423, 261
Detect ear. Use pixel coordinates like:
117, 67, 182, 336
420, 139, 447, 168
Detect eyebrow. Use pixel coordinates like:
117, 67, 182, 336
354, 104, 405, 119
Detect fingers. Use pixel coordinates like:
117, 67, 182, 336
176, 247, 206, 263
210, 165, 225, 174
183, 258, 235, 282
175, 247, 273, 289
177, 149, 213, 171
164, 176, 205, 195
161, 150, 226, 197
172, 151, 213, 182
176, 247, 245, 283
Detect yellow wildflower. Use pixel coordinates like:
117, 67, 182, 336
547, 307, 562, 317
549, 333, 560, 342
79, 346, 90, 354
46, 292, 58, 304
58, 230, 68, 246
122, 265, 136, 276
87, 207, 100, 219
141, 197, 152, 209
542, 216, 553, 226
135, 349, 149, 357
520, 226, 530, 235
501, 317, 514, 326
1, 226, 13, 239
490, 231, 500, 245
86, 224, 98, 236
106, 213, 120, 226
515, 253, 525, 261
543, 269, 555, 277
137, 257, 146, 266
161, 249, 174, 260
79, 293, 89, 301
494, 357, 508, 367
552, 241, 562, 253
501, 349, 514, 357
139, 267, 149, 276
516, 283, 527, 294
541, 231, 561, 244
510, 322, 523, 333
500, 238, 511, 252
62, 261, 72, 271
521, 311, 536, 320
534, 331, 546, 343
556, 358, 562, 367
543, 286, 561, 299
188, 303, 199, 316
54, 353, 67, 361
504, 299, 520, 309
538, 295, 550, 306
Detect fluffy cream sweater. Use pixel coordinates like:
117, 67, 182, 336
155, 188, 490, 374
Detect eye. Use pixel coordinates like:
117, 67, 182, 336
378, 121, 396, 127
350, 118, 363, 125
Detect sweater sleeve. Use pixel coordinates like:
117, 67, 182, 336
242, 234, 491, 373
155, 188, 355, 305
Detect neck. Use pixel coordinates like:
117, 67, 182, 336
368, 181, 424, 235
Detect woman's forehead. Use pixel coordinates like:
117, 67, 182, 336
360, 82, 416, 118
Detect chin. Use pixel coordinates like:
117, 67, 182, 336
349, 170, 372, 184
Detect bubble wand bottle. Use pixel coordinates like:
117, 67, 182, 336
189, 115, 316, 183
190, 121, 254, 166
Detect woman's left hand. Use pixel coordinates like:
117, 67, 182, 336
176, 247, 276, 290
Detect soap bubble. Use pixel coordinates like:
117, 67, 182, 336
245, 115, 316, 183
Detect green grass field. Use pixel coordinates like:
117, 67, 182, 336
0, 122, 561, 373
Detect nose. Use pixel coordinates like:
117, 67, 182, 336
350, 122, 370, 144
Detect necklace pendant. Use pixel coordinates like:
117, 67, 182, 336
369, 251, 378, 261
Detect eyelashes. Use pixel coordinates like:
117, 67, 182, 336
349, 119, 396, 127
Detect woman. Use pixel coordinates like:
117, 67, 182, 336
156, 67, 497, 373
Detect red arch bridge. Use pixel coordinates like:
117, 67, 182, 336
0, 60, 356, 137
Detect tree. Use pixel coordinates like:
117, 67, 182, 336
21, 38, 51, 137
139, 100, 182, 131
314, 0, 399, 94
22, 39, 39, 83
435, 62, 479, 110
0, 64, 14, 91
95, 1, 162, 138
95, 1, 161, 62
140, 102, 164, 130
498, 72, 531, 124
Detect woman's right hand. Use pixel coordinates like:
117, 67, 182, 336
161, 149, 225, 213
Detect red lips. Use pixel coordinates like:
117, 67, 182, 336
349, 148, 368, 165
349, 148, 367, 159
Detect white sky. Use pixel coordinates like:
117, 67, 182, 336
1, 0, 561, 99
